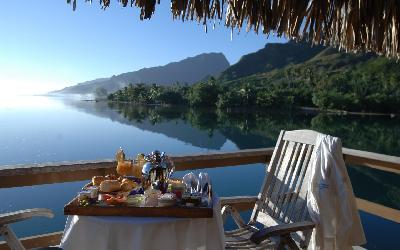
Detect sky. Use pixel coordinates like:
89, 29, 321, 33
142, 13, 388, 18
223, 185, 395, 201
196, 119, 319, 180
0, 0, 286, 96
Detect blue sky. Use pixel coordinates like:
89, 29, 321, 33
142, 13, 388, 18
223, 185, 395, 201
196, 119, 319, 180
0, 0, 286, 95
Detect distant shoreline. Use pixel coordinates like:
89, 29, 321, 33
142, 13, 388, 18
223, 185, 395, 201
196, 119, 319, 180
299, 106, 397, 117
85, 99, 398, 117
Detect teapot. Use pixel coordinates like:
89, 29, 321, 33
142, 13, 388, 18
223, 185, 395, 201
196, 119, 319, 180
141, 150, 175, 191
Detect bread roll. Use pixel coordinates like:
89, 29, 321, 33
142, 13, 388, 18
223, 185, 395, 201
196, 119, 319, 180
105, 174, 118, 180
92, 176, 106, 186
100, 180, 121, 193
120, 179, 137, 191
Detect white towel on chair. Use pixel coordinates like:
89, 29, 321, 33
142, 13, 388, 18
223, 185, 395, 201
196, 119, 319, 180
307, 134, 366, 250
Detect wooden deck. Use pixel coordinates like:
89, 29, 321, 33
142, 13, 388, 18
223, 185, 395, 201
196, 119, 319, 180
0, 147, 399, 249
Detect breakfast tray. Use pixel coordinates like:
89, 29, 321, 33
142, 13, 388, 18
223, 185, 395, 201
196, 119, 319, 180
64, 197, 213, 218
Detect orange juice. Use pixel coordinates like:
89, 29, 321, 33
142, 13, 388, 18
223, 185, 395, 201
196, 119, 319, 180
132, 162, 143, 178
116, 160, 134, 176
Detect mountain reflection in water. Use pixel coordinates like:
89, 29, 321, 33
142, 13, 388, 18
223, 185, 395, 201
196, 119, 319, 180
63, 100, 400, 210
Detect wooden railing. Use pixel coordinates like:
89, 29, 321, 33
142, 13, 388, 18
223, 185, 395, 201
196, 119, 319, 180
0, 147, 399, 249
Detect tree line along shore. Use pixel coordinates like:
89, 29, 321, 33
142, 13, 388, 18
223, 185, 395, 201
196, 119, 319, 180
105, 72, 400, 115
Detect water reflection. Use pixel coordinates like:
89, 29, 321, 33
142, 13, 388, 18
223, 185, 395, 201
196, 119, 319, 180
63, 100, 400, 209
65, 100, 400, 155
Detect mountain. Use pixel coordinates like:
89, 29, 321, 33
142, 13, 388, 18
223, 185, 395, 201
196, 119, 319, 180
215, 40, 400, 113
219, 40, 326, 81
52, 53, 230, 95
219, 42, 395, 88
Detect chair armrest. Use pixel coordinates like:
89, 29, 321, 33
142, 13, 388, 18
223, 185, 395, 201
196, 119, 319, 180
220, 196, 257, 211
0, 208, 54, 226
250, 221, 315, 244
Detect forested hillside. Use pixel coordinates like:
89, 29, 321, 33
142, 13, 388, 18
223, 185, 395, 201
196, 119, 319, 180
109, 41, 400, 113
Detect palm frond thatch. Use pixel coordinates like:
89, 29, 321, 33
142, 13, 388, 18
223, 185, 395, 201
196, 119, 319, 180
71, 0, 400, 59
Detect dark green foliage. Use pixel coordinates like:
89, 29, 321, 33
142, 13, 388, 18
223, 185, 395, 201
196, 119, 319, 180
187, 78, 220, 107
216, 83, 256, 108
108, 83, 187, 105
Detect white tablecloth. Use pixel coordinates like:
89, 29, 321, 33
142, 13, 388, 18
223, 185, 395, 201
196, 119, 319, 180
60, 197, 225, 250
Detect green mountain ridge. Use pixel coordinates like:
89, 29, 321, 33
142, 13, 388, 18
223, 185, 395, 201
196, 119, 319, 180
220, 41, 326, 81
216, 41, 400, 113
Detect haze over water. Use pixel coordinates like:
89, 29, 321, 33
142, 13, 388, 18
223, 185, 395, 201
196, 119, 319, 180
0, 96, 399, 249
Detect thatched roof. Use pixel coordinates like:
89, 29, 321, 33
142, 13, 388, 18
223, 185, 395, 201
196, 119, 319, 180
70, 0, 400, 59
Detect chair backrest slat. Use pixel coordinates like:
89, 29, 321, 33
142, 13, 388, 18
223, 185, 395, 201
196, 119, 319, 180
251, 130, 319, 225
265, 140, 289, 199
279, 143, 307, 221
270, 141, 298, 216
271, 142, 301, 219
251, 131, 287, 222
286, 144, 314, 223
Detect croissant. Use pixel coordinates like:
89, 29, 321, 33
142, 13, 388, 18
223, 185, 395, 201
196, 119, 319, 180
120, 179, 137, 191
100, 180, 121, 193
92, 176, 106, 186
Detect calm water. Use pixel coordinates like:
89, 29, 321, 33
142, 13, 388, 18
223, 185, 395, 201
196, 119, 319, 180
0, 96, 399, 249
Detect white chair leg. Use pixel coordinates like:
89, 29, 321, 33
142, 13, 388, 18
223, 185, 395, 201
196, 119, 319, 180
0, 225, 26, 250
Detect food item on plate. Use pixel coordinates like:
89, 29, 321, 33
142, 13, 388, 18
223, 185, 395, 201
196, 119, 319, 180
78, 191, 91, 201
105, 196, 126, 205
167, 179, 186, 199
158, 193, 177, 207
92, 176, 106, 186
100, 180, 121, 193
144, 188, 161, 207
182, 193, 202, 206
126, 194, 145, 207
98, 193, 127, 205
78, 198, 90, 207
78, 191, 92, 207
105, 174, 118, 180
120, 178, 138, 191
168, 179, 183, 185
102, 194, 127, 205
121, 178, 136, 185
86, 186, 99, 199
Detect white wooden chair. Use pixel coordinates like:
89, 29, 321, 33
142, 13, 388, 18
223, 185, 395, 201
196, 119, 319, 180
222, 130, 321, 249
0, 208, 60, 250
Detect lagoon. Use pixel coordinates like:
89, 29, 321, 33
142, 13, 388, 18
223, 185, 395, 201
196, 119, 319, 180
0, 96, 399, 249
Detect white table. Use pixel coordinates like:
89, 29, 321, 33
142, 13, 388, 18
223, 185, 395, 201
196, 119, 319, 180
60, 198, 225, 250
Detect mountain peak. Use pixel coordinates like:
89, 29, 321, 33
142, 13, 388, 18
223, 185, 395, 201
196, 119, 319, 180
51, 53, 230, 95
